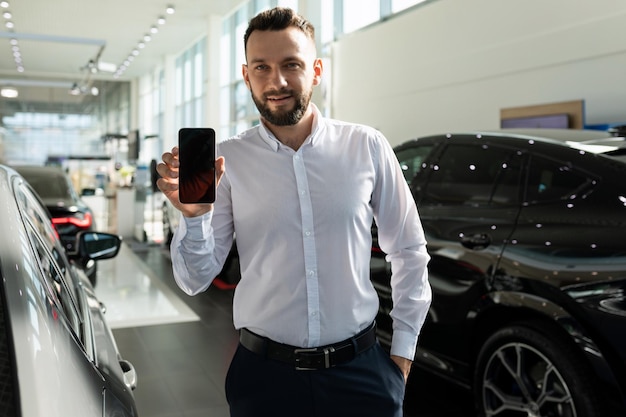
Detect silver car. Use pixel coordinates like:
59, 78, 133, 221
0, 165, 138, 416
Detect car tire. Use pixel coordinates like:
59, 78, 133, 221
474, 321, 604, 417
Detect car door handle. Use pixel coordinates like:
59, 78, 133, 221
460, 233, 491, 250
119, 359, 138, 390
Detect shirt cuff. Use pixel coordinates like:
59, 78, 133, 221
390, 329, 418, 361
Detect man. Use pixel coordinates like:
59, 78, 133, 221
157, 7, 431, 417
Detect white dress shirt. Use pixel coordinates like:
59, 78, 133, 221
170, 105, 431, 361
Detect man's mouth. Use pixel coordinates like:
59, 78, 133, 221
267, 94, 292, 102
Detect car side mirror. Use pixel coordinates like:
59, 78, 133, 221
73, 231, 122, 260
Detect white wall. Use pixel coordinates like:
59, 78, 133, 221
330, 0, 626, 146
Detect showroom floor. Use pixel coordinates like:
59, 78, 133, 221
93, 193, 474, 417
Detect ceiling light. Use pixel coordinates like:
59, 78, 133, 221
114, 4, 175, 77
1, 86, 18, 98
5, 20, 13, 28
97, 61, 117, 72
69, 83, 81, 95
87, 59, 97, 73
2, 10, 11, 18
0, 2, 9, 9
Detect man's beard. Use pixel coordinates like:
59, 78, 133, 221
251, 87, 312, 126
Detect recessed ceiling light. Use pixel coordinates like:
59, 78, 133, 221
1, 86, 18, 98
166, 5, 175, 14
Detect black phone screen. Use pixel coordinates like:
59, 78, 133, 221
178, 128, 216, 204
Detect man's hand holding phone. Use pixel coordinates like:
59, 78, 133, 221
156, 128, 225, 218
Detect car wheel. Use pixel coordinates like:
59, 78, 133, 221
474, 322, 603, 417
162, 203, 173, 247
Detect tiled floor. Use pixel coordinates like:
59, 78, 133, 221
101, 244, 238, 417
92, 193, 474, 416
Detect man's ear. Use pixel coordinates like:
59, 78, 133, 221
312, 58, 323, 86
242, 64, 251, 89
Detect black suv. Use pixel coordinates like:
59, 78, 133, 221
372, 129, 626, 417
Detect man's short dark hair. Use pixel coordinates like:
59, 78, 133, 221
244, 7, 315, 54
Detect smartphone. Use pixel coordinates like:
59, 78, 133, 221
178, 128, 216, 204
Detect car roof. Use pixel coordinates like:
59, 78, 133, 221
11, 164, 67, 176
417, 129, 626, 156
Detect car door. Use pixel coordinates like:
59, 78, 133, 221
408, 137, 525, 372
499, 148, 626, 287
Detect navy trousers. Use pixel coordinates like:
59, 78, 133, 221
225, 341, 406, 417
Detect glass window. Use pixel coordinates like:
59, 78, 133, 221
194, 40, 205, 99
234, 8, 248, 77
343, 0, 380, 33
175, 37, 208, 129
525, 155, 591, 204
15, 182, 83, 341
423, 144, 521, 206
395, 144, 433, 184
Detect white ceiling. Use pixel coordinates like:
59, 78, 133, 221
0, 0, 247, 116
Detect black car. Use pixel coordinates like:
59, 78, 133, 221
372, 129, 626, 417
13, 165, 99, 285
0, 164, 138, 417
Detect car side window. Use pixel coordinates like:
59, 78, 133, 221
422, 144, 522, 206
395, 145, 434, 184
14, 182, 83, 341
525, 155, 591, 203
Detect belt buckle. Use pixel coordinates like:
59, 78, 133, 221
294, 347, 335, 370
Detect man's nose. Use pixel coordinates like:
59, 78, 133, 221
268, 69, 288, 88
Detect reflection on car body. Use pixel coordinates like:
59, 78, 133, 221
12, 165, 99, 286
0, 165, 138, 417
372, 129, 626, 417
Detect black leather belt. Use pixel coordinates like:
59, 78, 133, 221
239, 322, 377, 370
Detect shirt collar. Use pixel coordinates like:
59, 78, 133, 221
258, 103, 324, 152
